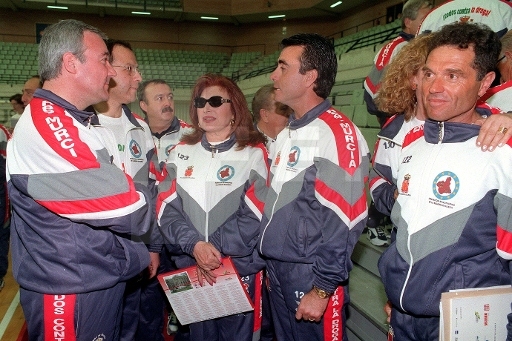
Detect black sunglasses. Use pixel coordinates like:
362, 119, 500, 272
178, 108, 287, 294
194, 96, 232, 108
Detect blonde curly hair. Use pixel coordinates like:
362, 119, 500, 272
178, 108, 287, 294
375, 34, 433, 121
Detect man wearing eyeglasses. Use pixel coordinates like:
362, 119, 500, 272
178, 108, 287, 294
93, 39, 161, 341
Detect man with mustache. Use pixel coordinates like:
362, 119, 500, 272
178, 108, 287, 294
138, 79, 192, 164
93, 40, 161, 340
137, 79, 192, 340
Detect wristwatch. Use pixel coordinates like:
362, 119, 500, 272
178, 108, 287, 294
312, 286, 332, 299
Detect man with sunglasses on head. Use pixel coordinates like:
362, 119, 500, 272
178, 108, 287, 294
93, 39, 161, 341
256, 33, 369, 341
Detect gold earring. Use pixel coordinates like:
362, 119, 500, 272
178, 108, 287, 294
230, 119, 235, 126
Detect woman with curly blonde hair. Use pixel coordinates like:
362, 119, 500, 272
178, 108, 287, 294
370, 34, 431, 216
375, 33, 432, 122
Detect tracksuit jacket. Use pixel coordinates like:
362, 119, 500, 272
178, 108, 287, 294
156, 133, 268, 276
149, 116, 192, 164
258, 100, 370, 295
7, 89, 152, 294
97, 106, 162, 251
479, 80, 512, 112
370, 107, 501, 217
363, 31, 414, 119
378, 119, 512, 335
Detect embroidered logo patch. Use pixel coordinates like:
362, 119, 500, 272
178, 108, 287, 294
401, 174, 411, 194
129, 139, 142, 158
217, 165, 235, 182
432, 171, 459, 200
287, 146, 300, 167
165, 144, 175, 157
184, 166, 194, 177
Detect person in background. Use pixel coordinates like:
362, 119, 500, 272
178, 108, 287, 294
7, 19, 152, 340
257, 33, 369, 341
362, 0, 432, 247
138, 79, 192, 165
479, 29, 512, 111
251, 83, 292, 341
157, 74, 268, 341
418, 0, 512, 38
378, 22, 512, 341
8, 94, 23, 131
137, 78, 192, 340
93, 39, 161, 341
363, 0, 432, 127
251, 84, 292, 150
20, 75, 41, 106
0, 122, 10, 292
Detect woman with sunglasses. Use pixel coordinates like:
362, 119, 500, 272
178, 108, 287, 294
157, 73, 268, 341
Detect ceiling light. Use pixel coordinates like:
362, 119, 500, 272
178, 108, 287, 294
132, 11, 151, 15
47, 5, 68, 9
268, 14, 285, 19
201, 16, 219, 20
330, 1, 343, 8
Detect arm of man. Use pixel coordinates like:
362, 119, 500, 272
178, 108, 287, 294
296, 119, 369, 321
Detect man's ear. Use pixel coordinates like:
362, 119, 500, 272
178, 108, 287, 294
304, 69, 318, 88
140, 100, 147, 113
260, 109, 270, 123
62, 52, 77, 74
478, 71, 495, 97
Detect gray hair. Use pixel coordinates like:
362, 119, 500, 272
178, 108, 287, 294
39, 19, 107, 82
402, 0, 433, 29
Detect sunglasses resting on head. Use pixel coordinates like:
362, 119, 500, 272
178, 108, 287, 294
194, 96, 232, 108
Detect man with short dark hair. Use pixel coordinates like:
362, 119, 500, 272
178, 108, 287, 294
378, 22, 512, 341
257, 33, 369, 341
7, 19, 151, 339
93, 39, 162, 341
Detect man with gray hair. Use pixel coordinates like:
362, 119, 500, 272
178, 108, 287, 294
7, 19, 152, 339
363, 0, 433, 127
252, 84, 292, 150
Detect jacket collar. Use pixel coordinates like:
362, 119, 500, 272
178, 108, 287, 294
200, 133, 236, 153
288, 99, 331, 130
34, 89, 98, 126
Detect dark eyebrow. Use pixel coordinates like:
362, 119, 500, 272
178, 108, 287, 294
277, 59, 289, 66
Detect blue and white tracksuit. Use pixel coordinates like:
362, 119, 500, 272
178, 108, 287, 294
137, 117, 192, 341
8, 89, 151, 340
157, 133, 268, 341
257, 100, 370, 341
150, 116, 193, 165
0, 124, 10, 282
378, 119, 512, 341
96, 105, 160, 341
